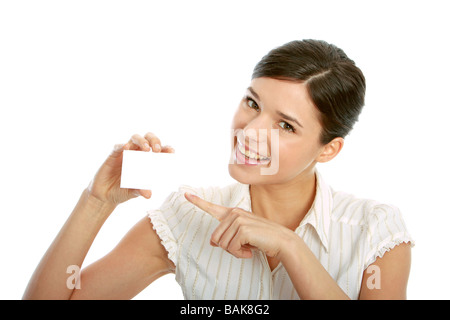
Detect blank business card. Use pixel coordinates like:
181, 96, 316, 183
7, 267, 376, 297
120, 150, 180, 190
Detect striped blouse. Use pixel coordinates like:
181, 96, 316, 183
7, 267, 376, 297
148, 171, 414, 300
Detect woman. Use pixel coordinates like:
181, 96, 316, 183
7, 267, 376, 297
23, 39, 414, 300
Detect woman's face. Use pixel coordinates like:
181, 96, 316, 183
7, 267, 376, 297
229, 77, 334, 185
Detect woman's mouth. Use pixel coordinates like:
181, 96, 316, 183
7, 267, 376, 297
235, 142, 271, 166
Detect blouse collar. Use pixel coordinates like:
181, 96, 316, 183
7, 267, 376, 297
295, 171, 332, 252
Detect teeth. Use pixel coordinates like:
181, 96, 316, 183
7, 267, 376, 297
237, 144, 270, 161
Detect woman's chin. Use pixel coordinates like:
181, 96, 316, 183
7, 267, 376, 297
228, 163, 274, 185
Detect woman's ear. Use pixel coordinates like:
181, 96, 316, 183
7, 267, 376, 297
316, 137, 344, 163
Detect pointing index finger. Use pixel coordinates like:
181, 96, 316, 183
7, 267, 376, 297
184, 192, 228, 221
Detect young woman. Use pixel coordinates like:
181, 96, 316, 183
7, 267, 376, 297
23, 39, 414, 300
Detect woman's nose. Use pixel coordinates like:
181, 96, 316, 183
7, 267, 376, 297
236, 127, 270, 157
243, 116, 271, 145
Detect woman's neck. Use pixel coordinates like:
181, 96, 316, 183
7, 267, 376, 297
249, 169, 317, 231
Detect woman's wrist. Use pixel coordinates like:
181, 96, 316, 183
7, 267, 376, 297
81, 188, 117, 220
277, 228, 350, 299
277, 229, 303, 263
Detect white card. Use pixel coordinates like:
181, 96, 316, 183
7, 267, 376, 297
120, 150, 180, 190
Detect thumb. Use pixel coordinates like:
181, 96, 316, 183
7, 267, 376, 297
127, 189, 152, 200
139, 189, 152, 199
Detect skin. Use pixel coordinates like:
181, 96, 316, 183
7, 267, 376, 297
23, 78, 411, 300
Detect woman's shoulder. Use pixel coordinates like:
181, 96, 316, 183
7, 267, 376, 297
331, 189, 405, 228
331, 189, 414, 268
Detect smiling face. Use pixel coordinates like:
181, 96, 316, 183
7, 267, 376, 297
228, 77, 343, 186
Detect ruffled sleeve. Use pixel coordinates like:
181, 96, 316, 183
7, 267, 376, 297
363, 204, 415, 270
147, 185, 202, 266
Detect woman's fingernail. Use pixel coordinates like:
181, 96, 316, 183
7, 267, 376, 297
185, 192, 195, 200
154, 144, 161, 151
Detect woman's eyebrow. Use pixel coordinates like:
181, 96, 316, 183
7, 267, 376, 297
276, 110, 303, 128
247, 86, 261, 101
247, 86, 303, 128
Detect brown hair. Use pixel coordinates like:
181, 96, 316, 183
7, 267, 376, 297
252, 39, 366, 144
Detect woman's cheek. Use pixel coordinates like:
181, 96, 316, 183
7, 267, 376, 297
277, 144, 298, 174
277, 143, 313, 176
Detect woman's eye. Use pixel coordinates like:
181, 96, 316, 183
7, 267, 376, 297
246, 97, 260, 111
279, 121, 295, 133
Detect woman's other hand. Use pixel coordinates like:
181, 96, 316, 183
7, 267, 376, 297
87, 132, 175, 207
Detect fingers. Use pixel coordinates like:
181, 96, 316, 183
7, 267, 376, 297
110, 143, 125, 157
183, 193, 255, 257
144, 132, 162, 152
210, 208, 255, 258
114, 132, 171, 202
126, 133, 152, 151
228, 234, 254, 259
126, 188, 152, 200
138, 189, 152, 199
184, 193, 229, 221
161, 145, 175, 153
210, 208, 242, 245
123, 132, 174, 153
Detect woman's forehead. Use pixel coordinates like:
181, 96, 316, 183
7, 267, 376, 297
249, 77, 321, 124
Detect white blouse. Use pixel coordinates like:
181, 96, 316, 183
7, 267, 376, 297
148, 171, 414, 300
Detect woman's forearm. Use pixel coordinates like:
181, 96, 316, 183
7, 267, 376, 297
22, 189, 116, 300
280, 233, 350, 300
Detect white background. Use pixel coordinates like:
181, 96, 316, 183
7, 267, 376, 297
1, 0, 449, 300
